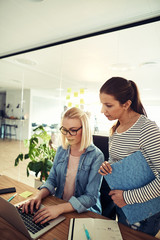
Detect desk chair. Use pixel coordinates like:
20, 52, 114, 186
93, 135, 116, 219
32, 123, 37, 127
50, 124, 58, 130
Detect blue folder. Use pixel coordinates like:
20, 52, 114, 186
105, 151, 160, 224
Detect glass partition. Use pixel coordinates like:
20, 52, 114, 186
0, 45, 65, 186
0, 71, 28, 183
0, 20, 160, 186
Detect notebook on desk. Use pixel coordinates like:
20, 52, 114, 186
0, 197, 65, 240
68, 218, 123, 240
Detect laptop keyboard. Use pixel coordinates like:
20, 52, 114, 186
16, 207, 49, 234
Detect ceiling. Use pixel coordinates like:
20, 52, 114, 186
0, 0, 160, 105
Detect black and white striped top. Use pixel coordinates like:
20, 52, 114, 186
109, 115, 160, 205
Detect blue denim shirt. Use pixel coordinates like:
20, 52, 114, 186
40, 144, 104, 214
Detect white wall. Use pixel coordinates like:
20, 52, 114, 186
30, 90, 65, 127
5, 89, 30, 140
0, 92, 6, 110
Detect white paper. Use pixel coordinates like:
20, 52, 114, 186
68, 218, 123, 240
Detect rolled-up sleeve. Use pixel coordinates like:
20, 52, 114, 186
40, 148, 60, 195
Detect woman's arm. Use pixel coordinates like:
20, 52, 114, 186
39, 147, 62, 195
21, 188, 50, 214
33, 202, 74, 224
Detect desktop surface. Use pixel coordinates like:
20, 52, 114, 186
0, 175, 158, 240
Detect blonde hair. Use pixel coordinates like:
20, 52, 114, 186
61, 107, 92, 151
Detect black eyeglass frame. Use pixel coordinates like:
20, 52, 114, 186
59, 126, 82, 136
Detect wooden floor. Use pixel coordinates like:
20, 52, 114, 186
0, 138, 160, 239
0, 138, 35, 187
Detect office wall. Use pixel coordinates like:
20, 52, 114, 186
5, 89, 30, 140
0, 92, 6, 111
31, 95, 63, 126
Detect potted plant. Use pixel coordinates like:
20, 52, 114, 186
15, 125, 56, 182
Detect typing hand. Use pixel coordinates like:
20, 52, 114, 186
33, 205, 62, 224
98, 161, 112, 175
19, 197, 41, 215
109, 190, 127, 208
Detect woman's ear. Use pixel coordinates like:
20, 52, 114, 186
123, 100, 132, 110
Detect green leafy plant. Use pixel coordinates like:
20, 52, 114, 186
15, 125, 56, 181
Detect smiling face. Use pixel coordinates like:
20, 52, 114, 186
100, 92, 126, 121
62, 117, 82, 147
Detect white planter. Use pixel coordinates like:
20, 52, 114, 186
34, 177, 45, 189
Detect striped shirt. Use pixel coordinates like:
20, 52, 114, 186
109, 115, 160, 205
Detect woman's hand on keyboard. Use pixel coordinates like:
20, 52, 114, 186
19, 188, 50, 214
33, 205, 62, 224
33, 202, 74, 224
20, 196, 42, 214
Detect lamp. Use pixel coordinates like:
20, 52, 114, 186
6, 104, 10, 108
16, 104, 20, 108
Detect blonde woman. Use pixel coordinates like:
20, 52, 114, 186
22, 107, 104, 224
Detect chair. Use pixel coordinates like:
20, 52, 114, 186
32, 123, 37, 127
93, 135, 116, 219
92, 135, 109, 161
50, 124, 58, 129
2, 124, 18, 139
42, 123, 47, 127
49, 124, 58, 134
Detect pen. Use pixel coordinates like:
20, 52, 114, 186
7, 193, 17, 202
83, 224, 91, 240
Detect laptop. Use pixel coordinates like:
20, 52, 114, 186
0, 197, 65, 240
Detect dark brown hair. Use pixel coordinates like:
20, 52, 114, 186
100, 77, 147, 133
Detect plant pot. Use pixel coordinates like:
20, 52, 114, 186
34, 177, 45, 189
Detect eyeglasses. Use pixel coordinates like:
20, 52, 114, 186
59, 126, 82, 136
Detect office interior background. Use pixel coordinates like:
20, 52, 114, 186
0, 0, 160, 186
